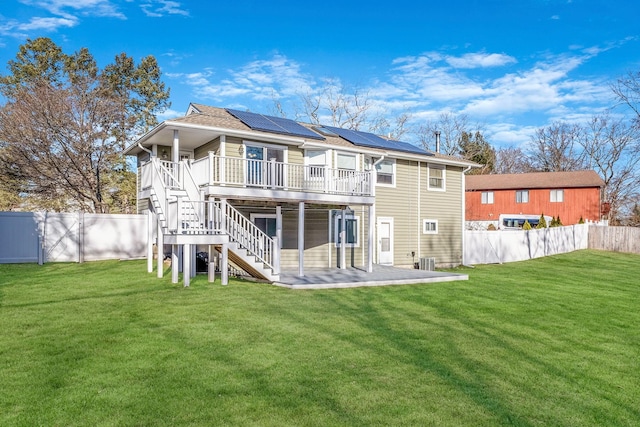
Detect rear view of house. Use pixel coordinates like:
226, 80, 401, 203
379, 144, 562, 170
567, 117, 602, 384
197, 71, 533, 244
465, 170, 605, 230
125, 104, 476, 286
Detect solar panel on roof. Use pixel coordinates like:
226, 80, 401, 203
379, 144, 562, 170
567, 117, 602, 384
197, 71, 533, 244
321, 125, 432, 156
226, 109, 324, 140
321, 126, 384, 148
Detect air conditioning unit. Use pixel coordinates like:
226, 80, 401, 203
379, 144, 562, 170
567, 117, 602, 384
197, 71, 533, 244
419, 257, 435, 271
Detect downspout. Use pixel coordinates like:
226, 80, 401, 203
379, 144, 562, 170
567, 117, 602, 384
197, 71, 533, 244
370, 156, 385, 265
138, 143, 153, 155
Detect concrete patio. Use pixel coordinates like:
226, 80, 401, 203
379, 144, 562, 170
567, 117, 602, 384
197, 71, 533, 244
273, 264, 468, 289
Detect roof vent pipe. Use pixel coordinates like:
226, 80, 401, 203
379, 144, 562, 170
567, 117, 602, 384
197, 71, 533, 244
435, 131, 441, 153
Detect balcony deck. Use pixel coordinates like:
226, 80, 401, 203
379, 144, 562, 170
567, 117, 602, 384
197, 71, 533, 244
189, 155, 375, 204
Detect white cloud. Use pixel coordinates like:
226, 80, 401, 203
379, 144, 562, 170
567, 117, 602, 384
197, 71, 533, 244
175, 54, 316, 103
445, 52, 517, 69
18, 16, 77, 31
20, 0, 125, 19
1, 0, 125, 36
140, 0, 189, 17
170, 45, 619, 148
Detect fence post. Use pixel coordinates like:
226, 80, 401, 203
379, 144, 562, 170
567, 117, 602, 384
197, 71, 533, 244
78, 211, 84, 263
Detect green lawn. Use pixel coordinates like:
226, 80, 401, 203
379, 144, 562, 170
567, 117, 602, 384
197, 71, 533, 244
1, 250, 639, 426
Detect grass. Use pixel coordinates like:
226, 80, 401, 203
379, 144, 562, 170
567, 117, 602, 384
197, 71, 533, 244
1, 249, 639, 426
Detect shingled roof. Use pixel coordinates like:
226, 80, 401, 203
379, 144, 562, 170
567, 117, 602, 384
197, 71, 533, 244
466, 170, 604, 191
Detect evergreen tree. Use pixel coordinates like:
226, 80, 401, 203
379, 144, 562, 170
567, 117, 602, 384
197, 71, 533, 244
0, 37, 170, 213
537, 213, 548, 229
458, 131, 496, 175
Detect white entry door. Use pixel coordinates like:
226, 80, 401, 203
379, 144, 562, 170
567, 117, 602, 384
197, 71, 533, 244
377, 217, 394, 265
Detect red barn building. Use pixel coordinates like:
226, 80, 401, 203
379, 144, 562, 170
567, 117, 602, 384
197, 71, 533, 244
466, 170, 605, 229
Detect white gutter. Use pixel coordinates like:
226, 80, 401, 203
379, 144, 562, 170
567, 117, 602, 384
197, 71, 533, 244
137, 143, 153, 155
372, 155, 386, 167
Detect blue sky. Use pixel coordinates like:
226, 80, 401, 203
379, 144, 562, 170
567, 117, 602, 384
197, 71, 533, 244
0, 0, 638, 148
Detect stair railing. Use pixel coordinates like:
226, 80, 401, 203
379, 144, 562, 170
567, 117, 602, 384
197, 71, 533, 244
223, 202, 279, 274
148, 158, 173, 232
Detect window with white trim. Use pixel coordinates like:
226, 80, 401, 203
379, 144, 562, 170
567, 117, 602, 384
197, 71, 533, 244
336, 152, 357, 170
249, 214, 277, 238
481, 191, 494, 204
333, 212, 360, 247
516, 190, 529, 203
306, 150, 327, 178
550, 189, 564, 203
428, 164, 445, 190
423, 219, 438, 234
375, 158, 395, 186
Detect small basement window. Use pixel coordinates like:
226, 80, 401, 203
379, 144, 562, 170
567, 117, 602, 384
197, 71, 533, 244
423, 219, 438, 234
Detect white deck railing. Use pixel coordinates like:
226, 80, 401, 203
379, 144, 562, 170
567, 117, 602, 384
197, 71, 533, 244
224, 202, 278, 273
191, 154, 373, 197
140, 158, 279, 275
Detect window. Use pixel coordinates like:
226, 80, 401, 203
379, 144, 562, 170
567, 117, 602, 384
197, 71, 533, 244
375, 159, 395, 186
244, 142, 286, 187
428, 164, 445, 190
516, 190, 529, 203
306, 150, 327, 178
481, 191, 494, 204
336, 152, 357, 170
550, 189, 564, 203
250, 214, 277, 238
423, 219, 438, 234
333, 212, 360, 247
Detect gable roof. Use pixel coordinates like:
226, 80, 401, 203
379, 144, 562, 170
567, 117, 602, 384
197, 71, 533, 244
466, 170, 604, 191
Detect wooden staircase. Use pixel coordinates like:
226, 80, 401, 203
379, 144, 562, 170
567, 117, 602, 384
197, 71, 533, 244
147, 157, 279, 281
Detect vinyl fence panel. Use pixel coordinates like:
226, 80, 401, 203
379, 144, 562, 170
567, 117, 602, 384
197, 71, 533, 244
0, 211, 149, 264
0, 212, 41, 263
465, 224, 589, 265
82, 214, 147, 261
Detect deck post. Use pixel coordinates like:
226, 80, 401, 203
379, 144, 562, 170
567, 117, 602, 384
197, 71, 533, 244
147, 211, 153, 273
340, 209, 346, 269
368, 204, 375, 273
219, 135, 226, 186
171, 244, 179, 283
298, 201, 305, 277
208, 245, 215, 283
172, 130, 179, 163
273, 236, 280, 275
276, 205, 282, 249
191, 245, 197, 278
183, 244, 191, 287
157, 215, 164, 278
221, 243, 228, 285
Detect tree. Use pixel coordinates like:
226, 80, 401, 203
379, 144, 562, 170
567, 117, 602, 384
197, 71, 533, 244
0, 37, 170, 213
296, 79, 411, 139
299, 79, 372, 131
536, 213, 547, 229
457, 131, 495, 174
417, 112, 477, 155
580, 112, 640, 224
494, 146, 534, 174
612, 70, 640, 127
628, 204, 640, 227
529, 121, 587, 172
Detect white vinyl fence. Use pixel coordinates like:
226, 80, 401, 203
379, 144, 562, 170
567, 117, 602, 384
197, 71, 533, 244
0, 211, 148, 264
464, 224, 589, 265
